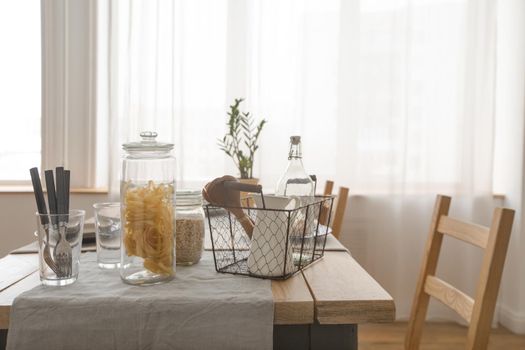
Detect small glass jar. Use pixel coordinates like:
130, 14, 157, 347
176, 190, 205, 265
120, 131, 176, 285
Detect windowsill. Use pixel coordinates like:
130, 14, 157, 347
0, 186, 504, 199
0, 186, 108, 194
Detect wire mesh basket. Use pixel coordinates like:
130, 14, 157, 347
204, 183, 334, 280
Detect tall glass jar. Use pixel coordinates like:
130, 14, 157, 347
275, 136, 315, 196
120, 131, 176, 285
176, 190, 205, 265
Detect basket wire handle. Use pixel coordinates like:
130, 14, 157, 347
223, 181, 266, 209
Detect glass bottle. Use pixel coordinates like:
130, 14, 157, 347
120, 131, 176, 285
275, 136, 314, 196
175, 190, 205, 265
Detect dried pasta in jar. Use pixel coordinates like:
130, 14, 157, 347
123, 181, 175, 275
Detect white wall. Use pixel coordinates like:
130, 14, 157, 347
0, 192, 108, 257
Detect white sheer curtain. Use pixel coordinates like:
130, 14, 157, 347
103, 0, 499, 321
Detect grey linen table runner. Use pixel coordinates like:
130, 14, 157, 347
7, 252, 273, 350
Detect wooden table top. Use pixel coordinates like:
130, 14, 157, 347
0, 237, 395, 329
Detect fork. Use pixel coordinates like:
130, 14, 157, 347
54, 167, 72, 278
44, 226, 61, 275
55, 224, 72, 277
30, 168, 61, 275
44, 170, 61, 275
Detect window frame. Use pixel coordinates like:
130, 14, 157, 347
40, 0, 101, 189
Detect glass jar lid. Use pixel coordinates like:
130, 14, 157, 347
122, 131, 174, 152
176, 190, 203, 207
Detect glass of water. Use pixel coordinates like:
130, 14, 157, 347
93, 202, 121, 269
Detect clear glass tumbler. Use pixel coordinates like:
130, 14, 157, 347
93, 202, 121, 269
35, 210, 85, 286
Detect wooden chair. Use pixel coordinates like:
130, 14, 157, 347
405, 195, 515, 350
319, 180, 349, 240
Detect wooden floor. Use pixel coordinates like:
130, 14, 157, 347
359, 322, 525, 350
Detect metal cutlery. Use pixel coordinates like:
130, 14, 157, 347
54, 167, 73, 278
29, 168, 60, 275
44, 169, 63, 276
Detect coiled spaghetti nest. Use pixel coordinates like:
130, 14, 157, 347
123, 181, 174, 275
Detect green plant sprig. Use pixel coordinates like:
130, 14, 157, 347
218, 98, 267, 179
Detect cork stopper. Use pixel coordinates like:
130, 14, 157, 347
290, 136, 301, 145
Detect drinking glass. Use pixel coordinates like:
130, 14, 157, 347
93, 203, 121, 269
35, 210, 85, 286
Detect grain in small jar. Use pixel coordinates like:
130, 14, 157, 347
176, 190, 205, 265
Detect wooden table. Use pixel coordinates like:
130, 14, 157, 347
0, 237, 395, 349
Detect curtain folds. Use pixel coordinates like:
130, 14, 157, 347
103, 0, 500, 322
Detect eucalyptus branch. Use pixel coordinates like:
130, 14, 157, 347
218, 98, 267, 179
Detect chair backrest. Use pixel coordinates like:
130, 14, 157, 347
405, 195, 515, 350
319, 180, 349, 240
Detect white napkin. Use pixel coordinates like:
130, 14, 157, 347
247, 195, 299, 277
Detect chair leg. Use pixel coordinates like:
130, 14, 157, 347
405, 195, 451, 349
331, 187, 349, 240
466, 208, 514, 350
323, 181, 334, 196
319, 181, 334, 225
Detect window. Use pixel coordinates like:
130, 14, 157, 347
0, 2, 41, 183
